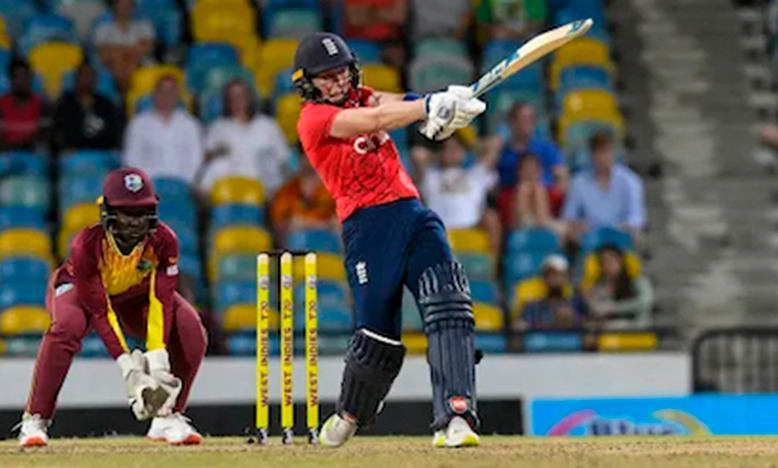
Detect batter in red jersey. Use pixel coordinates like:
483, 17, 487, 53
293, 32, 486, 448
16, 168, 207, 447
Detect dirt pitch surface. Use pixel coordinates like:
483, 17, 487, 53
3, 436, 778, 468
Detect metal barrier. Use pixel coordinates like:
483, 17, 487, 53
692, 328, 778, 393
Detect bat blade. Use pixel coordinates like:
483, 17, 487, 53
469, 18, 594, 98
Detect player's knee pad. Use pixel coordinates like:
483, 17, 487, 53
417, 262, 478, 430
337, 328, 406, 427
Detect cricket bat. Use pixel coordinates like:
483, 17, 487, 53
469, 18, 594, 98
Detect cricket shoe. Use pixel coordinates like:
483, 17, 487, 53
319, 413, 357, 448
432, 416, 480, 448
16, 413, 50, 447
146, 413, 202, 445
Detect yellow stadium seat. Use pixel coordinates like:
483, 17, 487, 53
0, 338, 6, 355
562, 90, 619, 119
195, 0, 251, 7
275, 93, 302, 145
448, 228, 492, 254
209, 226, 272, 280
222, 304, 280, 332
0, 229, 52, 261
130, 64, 186, 96
192, 5, 258, 64
293, 252, 345, 281
581, 251, 642, 290
29, 43, 83, 100
62, 203, 100, 231
402, 333, 427, 355
551, 38, 614, 89
0, 37, 9, 49
473, 303, 504, 330
597, 332, 657, 352
209, 176, 265, 206
0, 306, 50, 335
362, 64, 402, 93
253, 39, 298, 96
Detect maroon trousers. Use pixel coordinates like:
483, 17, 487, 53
25, 282, 207, 419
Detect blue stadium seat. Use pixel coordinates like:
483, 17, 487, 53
506, 228, 561, 253
61, 68, 120, 104
228, 332, 282, 357
287, 228, 342, 255
266, 0, 321, 9
0, 151, 49, 177
0, 281, 46, 310
58, 173, 103, 210
272, 68, 297, 102
294, 280, 348, 310
0, 0, 39, 40
19, 13, 75, 55
134, 2, 182, 48
79, 333, 109, 357
153, 177, 192, 201
503, 251, 549, 291
265, 8, 322, 39
58, 150, 118, 177
559, 65, 613, 96
470, 280, 499, 305
317, 306, 353, 332
159, 201, 197, 230
186, 43, 240, 93
179, 253, 202, 279
0, 257, 50, 283
4, 337, 43, 356
162, 218, 198, 255
523, 331, 584, 352
475, 334, 507, 354
455, 252, 495, 281
210, 204, 264, 229
582, 227, 634, 252
347, 40, 381, 64
0, 207, 46, 230
214, 280, 255, 314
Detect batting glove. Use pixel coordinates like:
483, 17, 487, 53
419, 87, 486, 141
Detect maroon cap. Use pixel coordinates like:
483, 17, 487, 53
101, 167, 158, 207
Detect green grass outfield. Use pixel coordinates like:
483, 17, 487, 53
3, 436, 778, 468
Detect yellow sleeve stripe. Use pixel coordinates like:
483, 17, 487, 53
106, 298, 129, 353
146, 268, 165, 351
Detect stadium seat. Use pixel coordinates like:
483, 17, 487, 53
266, 8, 322, 39
209, 176, 265, 206
287, 228, 342, 255
315, 306, 353, 332
0, 176, 51, 211
475, 334, 507, 353
211, 204, 265, 230
559, 65, 613, 96
503, 251, 549, 292
58, 173, 103, 211
275, 93, 303, 144
455, 252, 496, 280
362, 64, 402, 93
213, 280, 261, 314
133, 1, 183, 49
253, 39, 298, 96
473, 302, 504, 330
560, 89, 620, 123
153, 176, 192, 201
506, 228, 561, 253
582, 227, 634, 252
523, 331, 584, 352
0, 151, 48, 177
28, 42, 82, 99
551, 38, 614, 90
58, 150, 118, 177
217, 254, 257, 282
158, 200, 197, 228
597, 332, 658, 352
0, 282, 47, 311
271, 68, 297, 102
414, 38, 468, 60
448, 228, 492, 254
295, 252, 344, 281
162, 218, 198, 255
580, 250, 642, 290
223, 303, 279, 332
0, 229, 52, 261
192, 4, 259, 65
19, 14, 75, 56
402, 333, 427, 355
0, 207, 46, 231
470, 281, 499, 305
409, 56, 474, 94
179, 253, 203, 280
186, 43, 240, 93
0, 0, 38, 40
0, 305, 49, 335
52, 0, 106, 43
212, 226, 271, 257
0, 257, 50, 283
79, 333, 109, 357
402, 287, 422, 331
202, 66, 257, 96
61, 68, 120, 104
62, 203, 99, 231
347, 40, 381, 64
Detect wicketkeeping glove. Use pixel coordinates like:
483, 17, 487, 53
144, 348, 182, 417
117, 349, 170, 421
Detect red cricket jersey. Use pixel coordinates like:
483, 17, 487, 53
53, 222, 180, 359
297, 87, 419, 222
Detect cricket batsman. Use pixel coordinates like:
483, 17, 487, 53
16, 168, 207, 447
293, 32, 486, 448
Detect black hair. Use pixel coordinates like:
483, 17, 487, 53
588, 131, 616, 153
598, 244, 635, 300
222, 78, 258, 119
8, 58, 30, 79
508, 101, 533, 121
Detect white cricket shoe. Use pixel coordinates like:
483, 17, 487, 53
17, 413, 49, 448
146, 413, 202, 445
432, 416, 479, 448
319, 413, 357, 448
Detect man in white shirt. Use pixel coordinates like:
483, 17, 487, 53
123, 76, 203, 185
412, 134, 501, 254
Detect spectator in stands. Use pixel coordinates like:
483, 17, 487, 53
52, 62, 122, 154
270, 154, 337, 247
476, 0, 546, 40
200, 78, 290, 197
499, 152, 555, 231
411, 133, 502, 255
0, 59, 48, 151
562, 132, 646, 244
583, 245, 654, 330
492, 102, 568, 215
123, 75, 202, 184
511, 254, 588, 330
93, 0, 156, 92
343, 0, 407, 69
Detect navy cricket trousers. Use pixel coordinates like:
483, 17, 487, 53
342, 198, 455, 340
